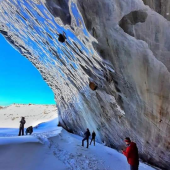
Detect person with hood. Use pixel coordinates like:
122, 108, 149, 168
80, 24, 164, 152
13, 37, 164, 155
122, 137, 139, 170
90, 131, 96, 146
26, 126, 33, 135
82, 128, 91, 148
18, 117, 26, 136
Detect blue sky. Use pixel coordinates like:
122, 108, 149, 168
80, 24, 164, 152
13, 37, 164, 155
0, 34, 55, 106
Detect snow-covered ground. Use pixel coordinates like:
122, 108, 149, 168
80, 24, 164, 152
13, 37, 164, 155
0, 104, 157, 170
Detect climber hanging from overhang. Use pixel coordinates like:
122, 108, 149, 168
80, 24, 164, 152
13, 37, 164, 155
89, 82, 98, 91
58, 31, 67, 43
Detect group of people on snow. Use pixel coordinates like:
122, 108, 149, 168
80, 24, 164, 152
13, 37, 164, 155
82, 128, 139, 170
18, 116, 139, 170
18, 117, 33, 136
82, 128, 96, 148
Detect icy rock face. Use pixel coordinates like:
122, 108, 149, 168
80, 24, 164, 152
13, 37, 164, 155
0, 0, 170, 169
142, 0, 170, 21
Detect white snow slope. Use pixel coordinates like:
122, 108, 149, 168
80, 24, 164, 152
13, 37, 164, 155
0, 105, 157, 170
0, 104, 57, 128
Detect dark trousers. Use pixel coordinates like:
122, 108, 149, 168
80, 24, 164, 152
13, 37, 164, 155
82, 137, 89, 148
130, 165, 139, 170
90, 138, 95, 146
18, 127, 24, 136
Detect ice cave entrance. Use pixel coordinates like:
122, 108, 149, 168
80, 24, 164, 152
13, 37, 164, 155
0, 34, 55, 106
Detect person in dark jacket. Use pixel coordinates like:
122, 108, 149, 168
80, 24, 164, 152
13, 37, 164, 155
122, 137, 139, 170
90, 131, 96, 146
82, 128, 91, 148
18, 117, 26, 136
26, 126, 33, 135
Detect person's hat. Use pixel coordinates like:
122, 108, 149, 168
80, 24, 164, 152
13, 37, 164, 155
124, 137, 131, 142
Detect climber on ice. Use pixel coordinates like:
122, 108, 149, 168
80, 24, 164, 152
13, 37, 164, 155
82, 128, 91, 148
122, 137, 139, 170
90, 131, 96, 146
58, 31, 66, 43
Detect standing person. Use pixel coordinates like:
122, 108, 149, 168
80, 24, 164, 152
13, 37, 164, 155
122, 137, 139, 170
90, 131, 96, 146
18, 117, 26, 136
82, 128, 91, 148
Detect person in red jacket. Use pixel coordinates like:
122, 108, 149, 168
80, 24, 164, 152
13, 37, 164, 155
122, 137, 139, 170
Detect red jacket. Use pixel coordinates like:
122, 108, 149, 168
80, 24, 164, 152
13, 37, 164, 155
123, 142, 139, 166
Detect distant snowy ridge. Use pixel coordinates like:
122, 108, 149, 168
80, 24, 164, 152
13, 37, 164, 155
0, 104, 58, 128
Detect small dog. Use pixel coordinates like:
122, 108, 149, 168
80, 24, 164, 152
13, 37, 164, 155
26, 126, 33, 135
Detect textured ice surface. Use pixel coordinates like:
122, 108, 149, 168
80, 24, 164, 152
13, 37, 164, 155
142, 0, 170, 21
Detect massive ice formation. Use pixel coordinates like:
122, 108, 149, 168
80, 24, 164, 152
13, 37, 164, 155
142, 0, 170, 21
0, 0, 170, 169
